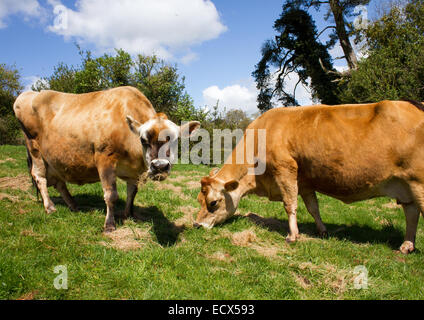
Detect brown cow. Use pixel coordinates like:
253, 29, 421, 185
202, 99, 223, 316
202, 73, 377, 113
194, 101, 424, 254
14, 86, 199, 232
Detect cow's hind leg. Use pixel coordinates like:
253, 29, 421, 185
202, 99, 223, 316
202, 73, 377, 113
55, 180, 78, 212
400, 203, 420, 254
97, 159, 118, 232
124, 181, 138, 219
399, 181, 424, 254
27, 142, 56, 214
300, 191, 328, 238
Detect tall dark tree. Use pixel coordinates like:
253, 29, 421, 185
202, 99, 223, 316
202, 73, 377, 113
253, 7, 339, 111
285, 0, 371, 70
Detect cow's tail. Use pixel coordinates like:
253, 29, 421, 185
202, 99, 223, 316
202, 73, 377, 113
25, 146, 40, 201
18, 119, 40, 201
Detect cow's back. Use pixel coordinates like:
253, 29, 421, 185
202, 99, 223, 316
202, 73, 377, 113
16, 87, 156, 184
251, 101, 424, 201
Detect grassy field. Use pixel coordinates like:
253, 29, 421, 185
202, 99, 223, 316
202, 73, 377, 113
0, 144, 423, 300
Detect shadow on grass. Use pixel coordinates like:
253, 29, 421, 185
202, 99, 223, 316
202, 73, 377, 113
52, 195, 184, 247
235, 213, 404, 250
133, 206, 185, 247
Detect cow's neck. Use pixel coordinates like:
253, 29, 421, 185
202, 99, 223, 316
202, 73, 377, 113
217, 162, 257, 208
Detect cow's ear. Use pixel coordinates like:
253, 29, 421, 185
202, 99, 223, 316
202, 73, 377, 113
224, 180, 239, 192
126, 115, 142, 134
180, 121, 200, 138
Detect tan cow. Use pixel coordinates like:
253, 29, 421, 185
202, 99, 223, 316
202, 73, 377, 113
14, 86, 199, 232
195, 101, 424, 254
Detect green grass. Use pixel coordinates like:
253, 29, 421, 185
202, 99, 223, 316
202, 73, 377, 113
0, 144, 423, 300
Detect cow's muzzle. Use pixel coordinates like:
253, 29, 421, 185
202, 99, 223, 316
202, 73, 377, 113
149, 159, 171, 181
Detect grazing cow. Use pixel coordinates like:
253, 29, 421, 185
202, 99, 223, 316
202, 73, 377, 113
194, 101, 424, 254
14, 86, 199, 232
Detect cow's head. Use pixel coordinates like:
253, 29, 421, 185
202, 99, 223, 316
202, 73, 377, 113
127, 113, 200, 181
194, 169, 239, 229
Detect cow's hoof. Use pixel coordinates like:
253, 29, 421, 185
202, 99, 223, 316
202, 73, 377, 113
400, 241, 414, 255
46, 204, 56, 214
286, 235, 298, 243
104, 225, 116, 233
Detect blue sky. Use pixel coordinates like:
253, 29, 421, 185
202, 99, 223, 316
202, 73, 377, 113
0, 0, 382, 114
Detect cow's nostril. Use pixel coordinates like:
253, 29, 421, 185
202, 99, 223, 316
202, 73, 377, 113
151, 159, 170, 172
193, 222, 201, 229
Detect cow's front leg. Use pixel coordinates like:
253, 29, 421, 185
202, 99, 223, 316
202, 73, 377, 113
98, 163, 118, 232
284, 199, 299, 243
400, 203, 420, 254
124, 181, 138, 219
276, 167, 300, 243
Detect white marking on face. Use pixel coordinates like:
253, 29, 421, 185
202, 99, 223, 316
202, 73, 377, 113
158, 120, 179, 165
137, 118, 181, 177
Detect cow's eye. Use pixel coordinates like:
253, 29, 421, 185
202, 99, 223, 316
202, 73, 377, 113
141, 138, 150, 147
210, 200, 218, 207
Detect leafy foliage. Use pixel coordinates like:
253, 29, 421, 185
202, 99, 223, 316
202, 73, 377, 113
339, 0, 424, 102
252, 6, 340, 111
0, 64, 23, 144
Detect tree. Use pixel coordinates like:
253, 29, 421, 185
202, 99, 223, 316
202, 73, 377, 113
253, 6, 340, 111
286, 0, 371, 70
0, 64, 23, 117
224, 109, 251, 131
253, 0, 373, 112
339, 0, 424, 102
0, 64, 23, 144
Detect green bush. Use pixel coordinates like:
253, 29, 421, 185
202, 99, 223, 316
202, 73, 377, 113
0, 63, 23, 145
0, 115, 24, 145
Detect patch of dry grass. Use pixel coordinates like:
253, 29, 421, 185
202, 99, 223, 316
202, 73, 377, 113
100, 225, 152, 251
0, 193, 19, 202
231, 229, 257, 246
0, 157, 16, 164
17, 290, 39, 300
174, 205, 197, 227
0, 174, 32, 191
228, 228, 289, 258
207, 251, 234, 263
292, 261, 355, 297
382, 201, 402, 209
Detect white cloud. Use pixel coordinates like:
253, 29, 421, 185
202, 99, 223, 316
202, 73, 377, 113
47, 0, 227, 61
180, 51, 199, 65
0, 0, 43, 28
23, 76, 44, 91
202, 83, 258, 115
281, 72, 313, 106
202, 73, 314, 116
